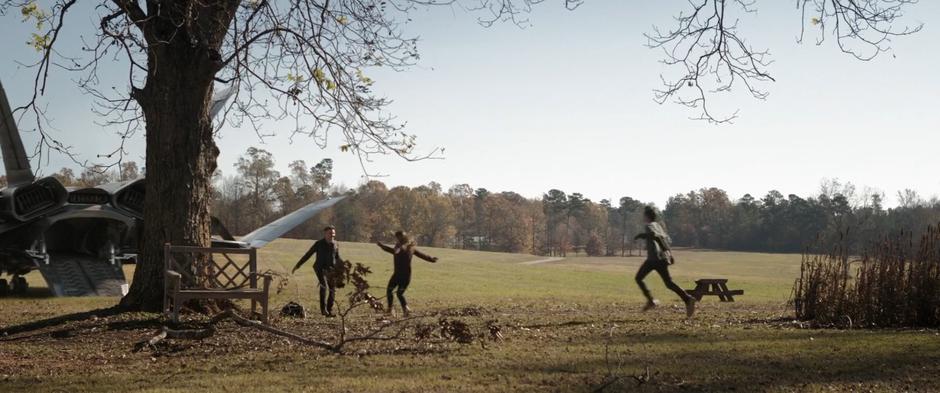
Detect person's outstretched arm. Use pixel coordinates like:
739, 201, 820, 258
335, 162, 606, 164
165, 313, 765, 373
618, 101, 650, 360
292, 242, 317, 273
376, 242, 396, 254
414, 249, 438, 263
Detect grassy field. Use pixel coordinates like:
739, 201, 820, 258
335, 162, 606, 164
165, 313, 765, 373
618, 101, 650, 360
2, 239, 939, 392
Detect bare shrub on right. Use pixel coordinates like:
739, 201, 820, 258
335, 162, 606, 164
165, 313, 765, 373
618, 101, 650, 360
793, 225, 940, 328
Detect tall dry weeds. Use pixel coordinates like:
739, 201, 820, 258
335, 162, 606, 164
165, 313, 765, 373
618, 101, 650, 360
793, 225, 940, 327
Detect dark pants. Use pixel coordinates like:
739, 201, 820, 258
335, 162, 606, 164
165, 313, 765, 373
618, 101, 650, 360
635, 259, 691, 302
314, 266, 336, 313
387, 272, 412, 310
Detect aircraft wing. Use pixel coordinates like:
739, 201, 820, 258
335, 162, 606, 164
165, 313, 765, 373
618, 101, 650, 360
209, 85, 236, 120
0, 79, 35, 186
239, 195, 346, 249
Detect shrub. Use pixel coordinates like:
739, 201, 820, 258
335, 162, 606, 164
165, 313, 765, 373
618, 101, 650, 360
585, 233, 604, 257
793, 225, 940, 328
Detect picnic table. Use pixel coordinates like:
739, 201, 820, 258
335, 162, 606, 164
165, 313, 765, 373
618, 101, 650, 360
686, 278, 744, 302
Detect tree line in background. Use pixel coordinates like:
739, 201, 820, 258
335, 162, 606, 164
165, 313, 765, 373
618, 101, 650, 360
0, 161, 142, 189
664, 182, 940, 254
208, 148, 650, 256
19, 150, 940, 257
212, 148, 940, 257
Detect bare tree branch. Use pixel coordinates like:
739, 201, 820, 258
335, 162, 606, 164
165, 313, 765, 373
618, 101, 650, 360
651, 0, 921, 123
646, 0, 774, 124
797, 0, 922, 61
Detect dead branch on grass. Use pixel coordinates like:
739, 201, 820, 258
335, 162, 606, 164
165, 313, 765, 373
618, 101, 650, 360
134, 309, 333, 352
0, 306, 124, 338
135, 261, 495, 354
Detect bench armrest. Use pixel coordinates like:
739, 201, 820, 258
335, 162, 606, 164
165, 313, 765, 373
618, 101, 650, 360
249, 272, 273, 293
165, 270, 182, 292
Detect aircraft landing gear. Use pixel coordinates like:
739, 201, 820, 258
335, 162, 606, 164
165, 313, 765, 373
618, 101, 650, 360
10, 276, 28, 295
0, 278, 8, 297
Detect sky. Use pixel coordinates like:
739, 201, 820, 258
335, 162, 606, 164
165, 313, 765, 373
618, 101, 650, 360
1, 1, 938, 207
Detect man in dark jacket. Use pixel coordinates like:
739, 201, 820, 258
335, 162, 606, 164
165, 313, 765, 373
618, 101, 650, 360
633, 206, 696, 317
292, 225, 343, 317
376, 231, 438, 317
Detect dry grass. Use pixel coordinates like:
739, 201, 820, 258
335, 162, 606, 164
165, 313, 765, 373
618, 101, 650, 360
794, 226, 940, 327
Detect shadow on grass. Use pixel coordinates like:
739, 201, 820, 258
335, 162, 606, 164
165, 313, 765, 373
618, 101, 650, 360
4, 315, 165, 343
585, 345, 935, 392
518, 318, 642, 330
1, 286, 54, 298
0, 305, 130, 337
555, 328, 940, 392
230, 332, 936, 392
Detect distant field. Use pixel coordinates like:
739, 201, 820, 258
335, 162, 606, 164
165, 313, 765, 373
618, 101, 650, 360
2, 240, 938, 392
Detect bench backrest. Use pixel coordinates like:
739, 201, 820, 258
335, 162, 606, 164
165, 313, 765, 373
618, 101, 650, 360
164, 244, 257, 290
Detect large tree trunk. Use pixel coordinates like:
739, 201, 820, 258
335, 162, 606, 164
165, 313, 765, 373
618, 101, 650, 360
116, 1, 239, 312
120, 53, 218, 311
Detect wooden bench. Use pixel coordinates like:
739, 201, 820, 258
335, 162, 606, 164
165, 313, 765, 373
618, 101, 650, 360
163, 244, 272, 323
686, 278, 744, 302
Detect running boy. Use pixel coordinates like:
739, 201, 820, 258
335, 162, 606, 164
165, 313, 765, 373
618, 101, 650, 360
633, 206, 696, 317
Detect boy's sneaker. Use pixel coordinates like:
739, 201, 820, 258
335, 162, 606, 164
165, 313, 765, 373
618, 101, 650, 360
642, 299, 659, 312
684, 298, 697, 318
402, 306, 412, 317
